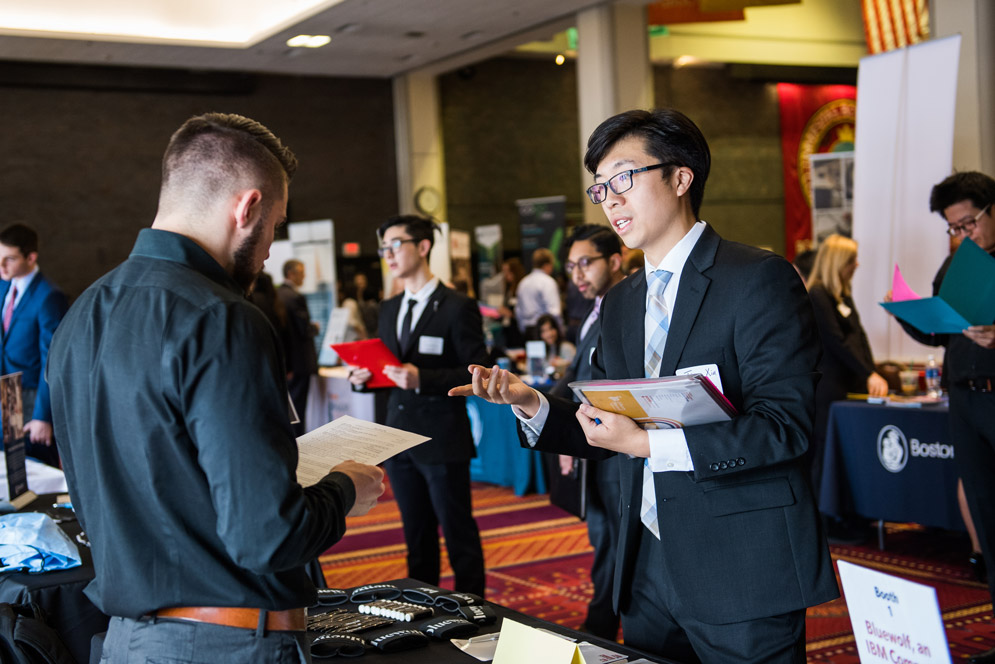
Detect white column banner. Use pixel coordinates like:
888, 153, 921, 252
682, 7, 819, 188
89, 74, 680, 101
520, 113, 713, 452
852, 35, 961, 365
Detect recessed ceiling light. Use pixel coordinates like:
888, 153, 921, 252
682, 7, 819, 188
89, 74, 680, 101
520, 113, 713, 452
286, 34, 330, 48
555, 54, 565, 65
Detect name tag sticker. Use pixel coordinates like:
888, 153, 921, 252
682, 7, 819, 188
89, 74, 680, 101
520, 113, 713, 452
676, 363, 723, 393
419, 336, 444, 355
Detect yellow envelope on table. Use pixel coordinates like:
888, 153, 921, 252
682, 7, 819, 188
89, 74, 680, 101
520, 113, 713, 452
493, 619, 585, 664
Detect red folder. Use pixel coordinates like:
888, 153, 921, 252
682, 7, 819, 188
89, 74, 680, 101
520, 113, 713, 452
330, 339, 401, 389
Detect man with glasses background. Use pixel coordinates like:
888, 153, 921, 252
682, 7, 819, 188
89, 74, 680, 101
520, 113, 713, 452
452, 108, 838, 663
349, 214, 488, 597
889, 171, 995, 664
550, 223, 625, 640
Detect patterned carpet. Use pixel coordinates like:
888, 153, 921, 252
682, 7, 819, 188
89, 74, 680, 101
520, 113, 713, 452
319, 482, 995, 661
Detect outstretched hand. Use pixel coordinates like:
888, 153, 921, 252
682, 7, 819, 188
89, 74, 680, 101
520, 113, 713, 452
448, 365, 542, 418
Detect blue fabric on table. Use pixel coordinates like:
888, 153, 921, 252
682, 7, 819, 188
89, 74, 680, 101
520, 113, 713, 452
0, 512, 82, 573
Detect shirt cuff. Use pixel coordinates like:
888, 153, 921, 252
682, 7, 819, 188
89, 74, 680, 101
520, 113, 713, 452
646, 429, 694, 472
513, 390, 548, 447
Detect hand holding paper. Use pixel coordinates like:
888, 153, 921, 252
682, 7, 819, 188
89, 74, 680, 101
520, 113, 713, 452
331, 460, 385, 516
296, 415, 430, 488
880, 239, 995, 334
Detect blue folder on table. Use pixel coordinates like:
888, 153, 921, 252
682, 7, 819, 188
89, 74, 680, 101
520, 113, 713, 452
881, 238, 995, 334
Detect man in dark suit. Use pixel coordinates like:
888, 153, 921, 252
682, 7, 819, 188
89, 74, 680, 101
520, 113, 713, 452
888, 171, 995, 664
550, 224, 624, 640
350, 215, 488, 596
0, 223, 67, 466
278, 258, 318, 435
453, 109, 838, 663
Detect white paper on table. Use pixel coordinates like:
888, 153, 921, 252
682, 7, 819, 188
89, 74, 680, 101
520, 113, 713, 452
295, 415, 430, 486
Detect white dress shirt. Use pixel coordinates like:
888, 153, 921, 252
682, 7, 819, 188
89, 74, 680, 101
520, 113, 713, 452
394, 276, 441, 342
515, 221, 708, 474
515, 269, 562, 332
2, 267, 39, 316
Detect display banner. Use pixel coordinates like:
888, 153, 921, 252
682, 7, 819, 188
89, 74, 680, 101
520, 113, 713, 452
0, 372, 29, 503
450, 229, 473, 297
516, 196, 566, 271
777, 83, 857, 260
474, 224, 503, 281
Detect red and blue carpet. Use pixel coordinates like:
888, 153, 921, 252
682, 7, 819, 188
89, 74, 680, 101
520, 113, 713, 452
320, 482, 993, 662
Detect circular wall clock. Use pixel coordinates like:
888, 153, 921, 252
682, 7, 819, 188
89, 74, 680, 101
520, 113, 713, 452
414, 186, 441, 216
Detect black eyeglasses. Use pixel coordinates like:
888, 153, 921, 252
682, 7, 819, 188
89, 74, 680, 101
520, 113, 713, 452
946, 203, 990, 236
586, 163, 675, 204
565, 255, 605, 273
377, 238, 417, 257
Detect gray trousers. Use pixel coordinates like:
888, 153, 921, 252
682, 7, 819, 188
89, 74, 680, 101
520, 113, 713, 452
100, 616, 310, 664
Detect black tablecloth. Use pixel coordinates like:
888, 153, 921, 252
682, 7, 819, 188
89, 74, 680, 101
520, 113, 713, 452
311, 578, 675, 663
0, 493, 108, 664
818, 401, 962, 530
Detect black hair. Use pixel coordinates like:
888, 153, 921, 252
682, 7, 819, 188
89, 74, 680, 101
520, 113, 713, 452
583, 109, 711, 219
378, 215, 440, 256
565, 224, 622, 259
929, 172, 995, 217
0, 223, 38, 256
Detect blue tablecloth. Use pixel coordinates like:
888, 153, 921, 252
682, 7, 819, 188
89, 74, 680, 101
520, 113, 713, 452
819, 400, 962, 530
467, 397, 547, 496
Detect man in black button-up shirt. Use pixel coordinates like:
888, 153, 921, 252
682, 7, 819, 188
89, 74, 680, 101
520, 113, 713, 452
47, 113, 384, 663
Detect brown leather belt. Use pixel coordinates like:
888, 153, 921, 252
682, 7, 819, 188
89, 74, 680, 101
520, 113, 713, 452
153, 606, 306, 632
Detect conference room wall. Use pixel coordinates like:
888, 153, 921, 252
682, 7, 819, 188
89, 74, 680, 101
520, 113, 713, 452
0, 62, 397, 300
440, 56, 785, 254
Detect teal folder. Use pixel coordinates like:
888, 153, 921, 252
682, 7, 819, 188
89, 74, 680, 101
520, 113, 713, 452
880, 238, 995, 334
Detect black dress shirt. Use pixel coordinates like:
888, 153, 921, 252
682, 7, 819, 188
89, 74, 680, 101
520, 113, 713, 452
47, 229, 356, 619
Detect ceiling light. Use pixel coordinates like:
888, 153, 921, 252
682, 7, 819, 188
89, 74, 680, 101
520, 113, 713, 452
555, 54, 565, 65
286, 34, 330, 48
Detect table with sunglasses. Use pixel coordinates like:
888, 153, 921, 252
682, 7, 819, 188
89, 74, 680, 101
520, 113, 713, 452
306, 577, 676, 662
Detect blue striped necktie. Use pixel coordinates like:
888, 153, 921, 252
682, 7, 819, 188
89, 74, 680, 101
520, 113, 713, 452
641, 269, 672, 538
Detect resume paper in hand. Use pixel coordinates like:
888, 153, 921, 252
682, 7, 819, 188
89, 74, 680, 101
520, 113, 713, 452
296, 415, 430, 486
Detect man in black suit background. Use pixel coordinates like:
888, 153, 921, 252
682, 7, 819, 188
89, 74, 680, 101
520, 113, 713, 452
278, 258, 318, 435
349, 215, 488, 597
453, 109, 837, 663
550, 223, 624, 639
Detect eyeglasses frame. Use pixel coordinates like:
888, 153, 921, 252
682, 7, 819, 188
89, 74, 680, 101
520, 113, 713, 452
585, 162, 676, 205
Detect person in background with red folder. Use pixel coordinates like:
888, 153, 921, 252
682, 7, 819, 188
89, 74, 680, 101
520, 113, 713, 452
349, 215, 489, 597
47, 113, 384, 664
887, 171, 995, 664
451, 108, 838, 664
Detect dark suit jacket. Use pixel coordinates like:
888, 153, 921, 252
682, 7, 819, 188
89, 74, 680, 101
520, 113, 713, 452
0, 272, 67, 422
526, 225, 839, 624
379, 283, 489, 464
552, 301, 601, 399
809, 284, 875, 438
278, 284, 317, 378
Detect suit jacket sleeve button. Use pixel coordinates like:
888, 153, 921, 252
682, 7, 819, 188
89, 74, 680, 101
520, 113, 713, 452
719, 461, 728, 470
737, 457, 745, 465
709, 463, 719, 471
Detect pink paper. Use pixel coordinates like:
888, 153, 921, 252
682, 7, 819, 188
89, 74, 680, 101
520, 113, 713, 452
891, 263, 921, 302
